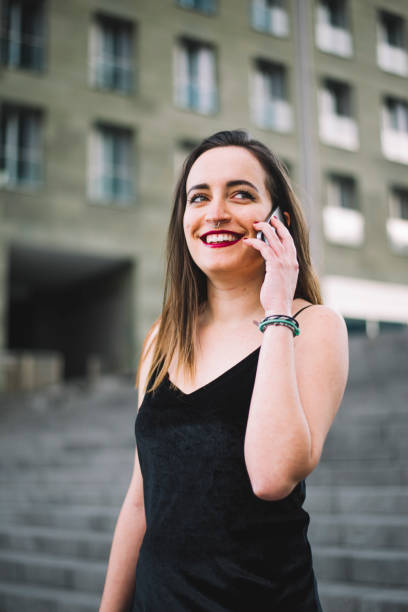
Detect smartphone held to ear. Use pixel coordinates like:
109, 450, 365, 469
256, 207, 285, 245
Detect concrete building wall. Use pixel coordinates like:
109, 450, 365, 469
0, 0, 407, 391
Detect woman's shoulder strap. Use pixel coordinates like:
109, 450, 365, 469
293, 304, 315, 318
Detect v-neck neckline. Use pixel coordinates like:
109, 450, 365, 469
166, 345, 261, 399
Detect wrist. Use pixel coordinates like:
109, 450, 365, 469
264, 306, 292, 317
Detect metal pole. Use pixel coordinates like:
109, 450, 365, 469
293, 0, 322, 274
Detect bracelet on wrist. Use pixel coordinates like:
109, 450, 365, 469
258, 314, 300, 337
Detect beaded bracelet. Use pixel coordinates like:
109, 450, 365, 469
258, 314, 300, 337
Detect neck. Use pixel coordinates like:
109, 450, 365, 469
203, 272, 265, 328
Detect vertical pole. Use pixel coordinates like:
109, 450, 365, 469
293, 0, 323, 275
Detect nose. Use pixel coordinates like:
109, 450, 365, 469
204, 193, 231, 226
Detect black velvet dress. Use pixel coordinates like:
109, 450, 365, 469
132, 305, 322, 611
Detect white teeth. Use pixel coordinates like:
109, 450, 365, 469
205, 233, 239, 244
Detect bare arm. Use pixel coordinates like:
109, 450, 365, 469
99, 327, 157, 611
244, 305, 349, 500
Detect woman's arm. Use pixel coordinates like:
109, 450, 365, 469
99, 448, 146, 611
99, 326, 158, 611
243, 216, 349, 501
244, 304, 349, 501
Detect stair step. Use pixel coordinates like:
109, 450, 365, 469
0, 580, 99, 612
0, 503, 118, 531
304, 485, 408, 514
318, 580, 408, 612
307, 462, 408, 486
0, 483, 127, 505
0, 524, 112, 560
0, 550, 105, 593
308, 513, 408, 549
313, 546, 408, 587
321, 424, 408, 461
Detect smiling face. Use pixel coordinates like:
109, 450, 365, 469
183, 146, 272, 278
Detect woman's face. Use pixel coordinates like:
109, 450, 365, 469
184, 146, 272, 278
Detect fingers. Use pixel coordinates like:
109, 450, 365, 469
244, 215, 296, 259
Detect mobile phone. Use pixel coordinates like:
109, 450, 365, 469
256, 207, 285, 246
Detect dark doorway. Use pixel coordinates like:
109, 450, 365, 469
7, 243, 135, 381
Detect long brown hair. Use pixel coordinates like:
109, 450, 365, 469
136, 129, 322, 394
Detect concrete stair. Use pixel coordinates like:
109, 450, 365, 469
0, 375, 135, 611
303, 329, 408, 611
0, 330, 407, 611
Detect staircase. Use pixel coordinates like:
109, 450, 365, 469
0, 376, 136, 612
305, 328, 408, 611
0, 329, 407, 611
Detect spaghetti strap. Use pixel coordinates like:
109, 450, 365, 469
293, 304, 315, 318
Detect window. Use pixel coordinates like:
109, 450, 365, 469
323, 174, 363, 246
89, 14, 133, 93
1, 0, 45, 71
383, 97, 408, 132
251, 60, 292, 132
174, 39, 217, 114
251, 0, 289, 37
0, 104, 42, 188
88, 124, 133, 203
176, 0, 216, 15
390, 187, 408, 220
377, 11, 407, 76
315, 0, 352, 57
319, 79, 358, 150
387, 186, 408, 252
328, 174, 356, 209
381, 97, 408, 164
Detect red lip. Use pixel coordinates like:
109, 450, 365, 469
200, 230, 243, 239
204, 238, 242, 248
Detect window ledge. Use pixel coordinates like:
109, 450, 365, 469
381, 130, 408, 164
315, 23, 353, 58
377, 44, 408, 77
319, 115, 359, 151
323, 205, 364, 246
387, 218, 408, 253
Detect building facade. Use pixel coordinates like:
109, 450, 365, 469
0, 0, 407, 390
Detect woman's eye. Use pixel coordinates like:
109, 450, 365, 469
234, 190, 255, 200
189, 193, 207, 204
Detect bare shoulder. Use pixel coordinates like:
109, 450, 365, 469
136, 319, 160, 410
297, 303, 347, 328
295, 304, 349, 372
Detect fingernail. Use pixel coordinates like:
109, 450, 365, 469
273, 215, 277, 219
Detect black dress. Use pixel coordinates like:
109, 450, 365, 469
133, 305, 322, 611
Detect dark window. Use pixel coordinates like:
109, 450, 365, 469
1, 0, 45, 71
90, 124, 133, 203
385, 97, 408, 132
176, 0, 216, 15
91, 14, 133, 93
320, 0, 347, 29
325, 79, 352, 116
391, 187, 408, 220
0, 104, 43, 187
330, 174, 357, 209
379, 11, 405, 48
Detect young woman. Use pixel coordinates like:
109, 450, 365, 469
100, 129, 349, 611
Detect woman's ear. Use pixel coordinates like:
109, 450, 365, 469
283, 211, 291, 227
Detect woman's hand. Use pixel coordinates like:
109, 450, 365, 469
243, 215, 299, 314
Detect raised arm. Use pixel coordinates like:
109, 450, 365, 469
244, 304, 348, 501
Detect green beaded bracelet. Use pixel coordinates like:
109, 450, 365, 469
259, 315, 300, 336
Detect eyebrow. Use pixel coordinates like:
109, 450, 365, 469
186, 179, 259, 196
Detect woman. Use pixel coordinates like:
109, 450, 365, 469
100, 129, 349, 611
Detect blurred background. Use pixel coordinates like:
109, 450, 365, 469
0, 0, 407, 611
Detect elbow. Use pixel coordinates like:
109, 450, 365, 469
251, 477, 296, 502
